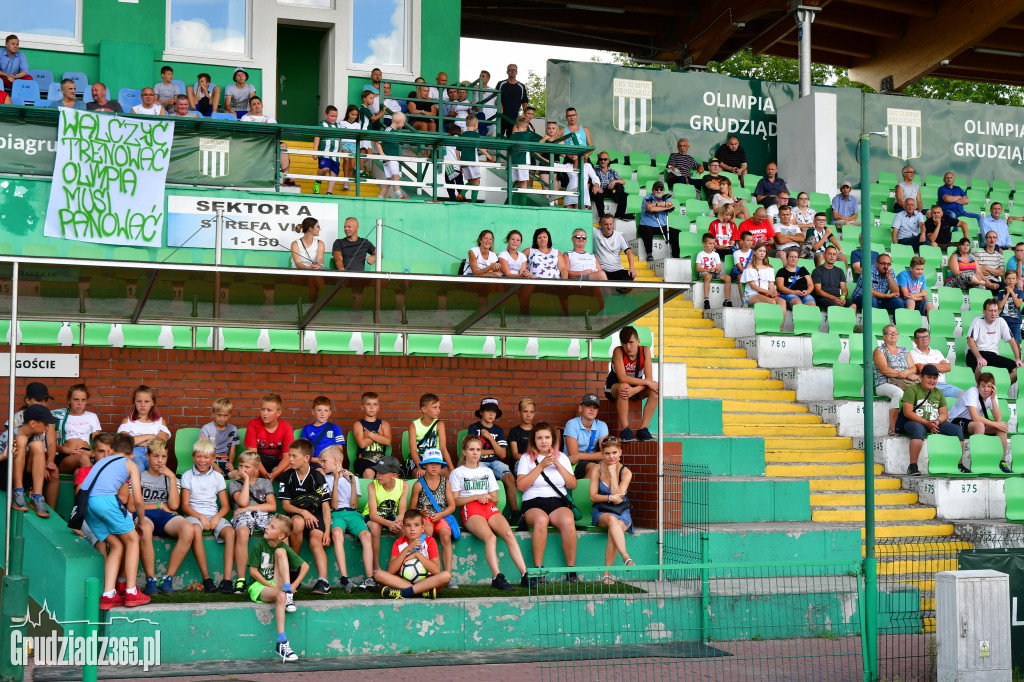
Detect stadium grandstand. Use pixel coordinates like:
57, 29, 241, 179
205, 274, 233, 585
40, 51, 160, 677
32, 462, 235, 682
3, 1, 1024, 681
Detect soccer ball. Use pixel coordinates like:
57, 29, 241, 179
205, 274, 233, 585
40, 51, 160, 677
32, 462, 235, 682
401, 558, 429, 584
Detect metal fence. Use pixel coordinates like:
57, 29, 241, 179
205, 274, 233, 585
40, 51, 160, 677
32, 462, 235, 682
661, 462, 710, 566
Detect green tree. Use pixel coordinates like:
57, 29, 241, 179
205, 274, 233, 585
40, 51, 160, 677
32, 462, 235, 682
525, 69, 546, 117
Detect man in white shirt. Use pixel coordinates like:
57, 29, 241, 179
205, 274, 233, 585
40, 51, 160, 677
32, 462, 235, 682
773, 205, 803, 252
130, 88, 165, 116
909, 328, 964, 399
765, 189, 791, 224
966, 299, 1024, 382
240, 96, 293, 186
592, 215, 637, 281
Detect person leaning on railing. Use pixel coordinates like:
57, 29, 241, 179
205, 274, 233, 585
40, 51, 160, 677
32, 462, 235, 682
406, 77, 438, 132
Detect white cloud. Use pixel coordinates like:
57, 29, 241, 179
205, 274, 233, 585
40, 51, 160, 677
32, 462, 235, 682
169, 19, 246, 55
363, 0, 406, 67
460, 38, 614, 82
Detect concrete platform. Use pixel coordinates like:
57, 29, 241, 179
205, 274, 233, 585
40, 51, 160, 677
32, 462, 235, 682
804, 399, 890, 438
857, 435, 926, 475
951, 519, 1023, 543
901, 476, 1006, 520
772, 366, 833, 401
687, 280, 741, 308
651, 257, 693, 283
737, 335, 813, 368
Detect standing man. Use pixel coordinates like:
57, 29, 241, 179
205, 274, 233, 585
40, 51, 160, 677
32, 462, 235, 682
754, 163, 787, 208
831, 181, 860, 227
593, 215, 638, 281
714, 136, 748, 187
496, 64, 529, 139
562, 107, 593, 168
0, 34, 30, 91
665, 138, 704, 195
331, 217, 377, 271
474, 69, 497, 136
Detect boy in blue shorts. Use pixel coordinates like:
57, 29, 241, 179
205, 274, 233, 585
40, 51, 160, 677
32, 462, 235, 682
139, 438, 197, 595
83, 432, 150, 610
312, 105, 342, 196
299, 396, 346, 468
320, 445, 374, 591
467, 398, 519, 524
246, 513, 308, 662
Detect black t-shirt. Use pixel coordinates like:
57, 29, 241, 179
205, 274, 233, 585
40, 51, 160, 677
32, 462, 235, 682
925, 215, 960, 244
496, 79, 529, 117
332, 237, 376, 271
278, 467, 329, 514
715, 144, 747, 169
702, 174, 724, 205
777, 265, 810, 290
812, 265, 847, 297
87, 101, 123, 113
508, 425, 532, 457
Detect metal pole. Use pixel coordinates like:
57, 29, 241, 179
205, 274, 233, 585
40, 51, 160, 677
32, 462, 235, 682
374, 219, 383, 355
212, 209, 223, 352
4, 261, 18, 572
657, 286, 664, 569
859, 132, 878, 682
795, 6, 819, 98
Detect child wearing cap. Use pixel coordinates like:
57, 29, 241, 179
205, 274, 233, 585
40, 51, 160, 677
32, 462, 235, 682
564, 393, 610, 480
362, 455, 408, 577
224, 67, 256, 119
410, 448, 458, 589
467, 398, 520, 524
7, 400, 60, 517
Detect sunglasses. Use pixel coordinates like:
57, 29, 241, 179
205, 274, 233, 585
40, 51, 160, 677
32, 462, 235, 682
573, 235, 587, 240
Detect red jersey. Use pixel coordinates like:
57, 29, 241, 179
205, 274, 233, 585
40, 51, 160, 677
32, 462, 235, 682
708, 219, 737, 248
739, 218, 776, 246
392, 534, 440, 571
244, 418, 294, 461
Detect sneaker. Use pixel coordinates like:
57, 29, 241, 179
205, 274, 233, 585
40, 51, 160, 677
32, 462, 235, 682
423, 587, 438, 600
521, 573, 541, 589
359, 576, 377, 590
1001, 460, 1013, 474
381, 586, 404, 599
622, 213, 636, 221
447, 579, 458, 590
620, 427, 636, 442
645, 255, 654, 263
123, 591, 151, 608
508, 510, 521, 527
144, 577, 158, 596
29, 495, 49, 518
116, 582, 127, 597
276, 640, 299, 662
160, 577, 174, 594
566, 572, 581, 583
958, 461, 972, 474
284, 591, 296, 613
310, 578, 331, 595
492, 573, 516, 591
202, 578, 217, 593
341, 579, 356, 594
233, 579, 246, 595
218, 579, 234, 594
703, 299, 711, 310
636, 427, 654, 442
99, 594, 124, 611
723, 300, 733, 308
907, 463, 920, 476
312, 181, 322, 194
11, 490, 26, 511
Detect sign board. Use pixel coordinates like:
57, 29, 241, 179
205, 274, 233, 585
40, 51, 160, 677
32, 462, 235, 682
0, 353, 79, 377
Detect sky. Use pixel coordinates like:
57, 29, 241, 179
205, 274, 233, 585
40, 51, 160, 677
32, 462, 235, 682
459, 37, 612, 83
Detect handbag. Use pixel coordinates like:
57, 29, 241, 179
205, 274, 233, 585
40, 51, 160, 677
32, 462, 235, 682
889, 377, 917, 390
593, 467, 632, 517
540, 469, 583, 522
67, 456, 122, 531
418, 477, 461, 540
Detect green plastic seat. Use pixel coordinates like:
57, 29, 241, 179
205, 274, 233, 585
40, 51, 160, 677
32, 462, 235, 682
121, 324, 163, 348
929, 309, 958, 339
635, 326, 654, 348
684, 199, 709, 218
654, 153, 670, 170
889, 244, 914, 272
1004, 476, 1024, 522
636, 166, 659, 189
175, 427, 201, 475
694, 215, 714, 234
538, 337, 582, 359
811, 332, 840, 366
113, 247, 151, 262
242, 252, 283, 268
986, 366, 1012, 400
609, 163, 630, 180
926, 434, 970, 476
832, 364, 864, 399
601, 149, 623, 164
753, 302, 784, 334
590, 337, 615, 361
83, 323, 115, 347
502, 337, 536, 359
968, 288, 990, 313
571, 479, 598, 530
316, 331, 364, 354
268, 330, 301, 352
407, 334, 444, 356
791, 305, 823, 336
946, 365, 975, 393
155, 247, 192, 264
894, 308, 924, 333
827, 306, 856, 336
936, 287, 965, 312
924, 174, 943, 187
452, 335, 493, 358
625, 194, 642, 215
409, 260, 443, 275
628, 152, 652, 169
377, 333, 402, 355
969, 435, 1009, 476
870, 314, 890, 337
221, 328, 263, 351
878, 171, 899, 186
169, 326, 194, 349
19, 321, 76, 346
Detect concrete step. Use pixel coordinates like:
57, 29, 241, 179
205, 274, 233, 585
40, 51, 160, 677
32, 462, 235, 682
811, 491, 920, 506
765, 436, 854, 450
766, 463, 884, 477
659, 325, 723, 337
722, 400, 808, 413
688, 377, 785, 389
723, 413, 823, 425
673, 347, 748, 359
665, 338, 736, 349
810, 478, 903, 491
866, 524, 955, 538
871, 541, 972, 557
724, 423, 837, 437
811, 507, 937, 523
767, 450, 864, 463
689, 367, 772, 380
691, 388, 797, 401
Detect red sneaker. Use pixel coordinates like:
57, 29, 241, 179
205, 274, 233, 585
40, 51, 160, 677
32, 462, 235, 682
124, 591, 151, 608
99, 594, 125, 611
116, 582, 127, 597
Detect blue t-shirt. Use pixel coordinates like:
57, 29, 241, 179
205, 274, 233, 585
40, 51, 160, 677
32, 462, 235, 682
300, 422, 347, 458
896, 270, 927, 295
82, 455, 130, 497
467, 422, 508, 462
563, 417, 609, 453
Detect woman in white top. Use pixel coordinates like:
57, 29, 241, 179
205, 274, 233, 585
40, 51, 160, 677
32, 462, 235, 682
949, 372, 1011, 466
54, 383, 101, 477
563, 228, 607, 281
515, 422, 579, 578
117, 385, 171, 472
290, 217, 325, 300
712, 178, 749, 221
792, 192, 816, 229
498, 230, 532, 278
741, 243, 787, 327
463, 230, 501, 276
523, 228, 566, 279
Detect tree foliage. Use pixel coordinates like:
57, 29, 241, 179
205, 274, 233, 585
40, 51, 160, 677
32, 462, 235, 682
525, 70, 546, 117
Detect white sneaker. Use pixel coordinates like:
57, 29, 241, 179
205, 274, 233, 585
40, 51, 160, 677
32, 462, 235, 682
284, 591, 296, 613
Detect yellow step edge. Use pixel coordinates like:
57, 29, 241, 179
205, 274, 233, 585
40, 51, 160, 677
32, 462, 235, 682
870, 541, 972, 557
876, 558, 957, 575
689, 368, 771, 379
766, 463, 883, 477
722, 400, 807, 413
692, 390, 797, 401
865, 525, 955, 538
724, 414, 823, 425
765, 437, 854, 449
689, 378, 785, 388
725, 424, 837, 437
810, 478, 903, 491
811, 492, 919, 506
767, 451, 864, 463
812, 508, 936, 523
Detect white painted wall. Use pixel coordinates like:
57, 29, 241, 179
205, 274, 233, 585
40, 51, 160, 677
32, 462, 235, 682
777, 92, 838, 195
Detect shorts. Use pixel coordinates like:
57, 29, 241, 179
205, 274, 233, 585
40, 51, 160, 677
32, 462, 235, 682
318, 157, 340, 174
423, 516, 452, 538
479, 458, 511, 479
383, 160, 400, 177
518, 496, 571, 530
341, 141, 356, 155
144, 508, 180, 537
84, 495, 133, 542
353, 456, 382, 477
231, 509, 275, 533
259, 454, 280, 476
293, 510, 327, 537
247, 581, 266, 602
605, 269, 634, 282
359, 139, 373, 150
460, 500, 501, 524
81, 520, 100, 546
463, 164, 481, 181
569, 274, 592, 281
331, 508, 369, 536
573, 460, 596, 479
511, 168, 529, 183
131, 447, 149, 473
186, 515, 231, 542
966, 350, 1018, 374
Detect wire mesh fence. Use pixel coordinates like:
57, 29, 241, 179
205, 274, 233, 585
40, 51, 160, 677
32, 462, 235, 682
662, 462, 710, 565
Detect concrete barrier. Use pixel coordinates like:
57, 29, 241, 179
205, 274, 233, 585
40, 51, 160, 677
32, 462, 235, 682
651, 257, 693, 283
856, 435, 924, 475
661, 362, 688, 398
804, 400, 890, 438
706, 307, 756, 338
628, 236, 671, 262
737, 335, 813, 368
688, 280, 739, 308
771, 366, 834, 401
902, 477, 1006, 520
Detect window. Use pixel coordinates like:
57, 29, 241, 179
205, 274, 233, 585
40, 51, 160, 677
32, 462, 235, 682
351, 0, 408, 70
0, 0, 82, 46
167, 0, 249, 58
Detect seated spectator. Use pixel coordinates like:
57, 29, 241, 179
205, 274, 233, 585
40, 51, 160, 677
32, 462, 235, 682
804, 213, 847, 267
167, 94, 199, 118
966, 299, 1024, 383
754, 162, 787, 207
709, 205, 738, 259
427, 71, 449, 103
0, 35, 30, 91
1006, 243, 1024, 294
948, 372, 1011, 471
605, 327, 657, 442
240, 96, 294, 187
715, 135, 747, 187
893, 166, 920, 212
775, 247, 814, 306
977, 203, 1013, 249
524, 228, 565, 279
463, 229, 501, 276
831, 181, 860, 227
498, 229, 532, 279
742, 243, 786, 325
874, 325, 919, 435
590, 152, 629, 221
289, 216, 325, 271
86, 82, 122, 113
379, 82, 402, 128
897, 256, 935, 318
407, 78, 438, 132
564, 228, 607, 280
897, 364, 965, 475
712, 178, 750, 221
331, 216, 376, 271
791, 192, 816, 231
946, 237, 989, 291
700, 159, 726, 206
593, 215, 637, 281
0, 89, 7, 104
731, 231, 755, 277
773, 204, 803, 253
738, 207, 775, 249
638, 181, 676, 261
665, 138, 704, 195
910, 328, 964, 399
996, 270, 1023, 343
48, 79, 86, 111
589, 438, 635, 584
812, 246, 856, 310
117, 385, 171, 473
939, 172, 982, 222
696, 233, 732, 309
154, 65, 180, 108
186, 73, 220, 117
565, 393, 610, 473
924, 203, 968, 249
765, 189, 790, 224
130, 88, 165, 116
975, 231, 1006, 290
851, 252, 904, 313
890, 197, 926, 251
850, 233, 878, 280
224, 67, 255, 119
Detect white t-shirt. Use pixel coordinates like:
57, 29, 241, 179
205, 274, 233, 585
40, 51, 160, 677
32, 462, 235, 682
118, 418, 170, 439
948, 386, 998, 423
325, 472, 360, 510
909, 347, 949, 383
449, 465, 499, 498
130, 103, 163, 115
516, 451, 573, 502
54, 410, 102, 444
733, 248, 753, 271
566, 250, 598, 275
462, 246, 498, 275
774, 222, 803, 250
181, 467, 227, 517
240, 113, 277, 123
449, 100, 472, 130
499, 249, 526, 275
592, 228, 630, 272
290, 237, 324, 269
741, 266, 775, 299
694, 250, 721, 272
792, 206, 815, 225
967, 316, 1012, 354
